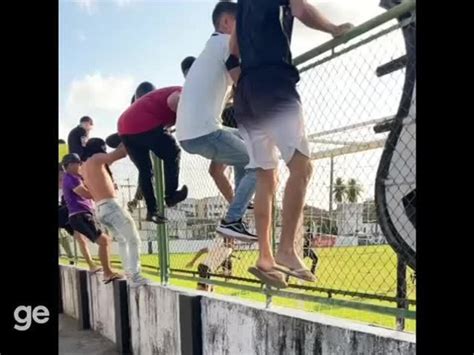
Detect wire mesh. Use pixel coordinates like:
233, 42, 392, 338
58, 3, 416, 331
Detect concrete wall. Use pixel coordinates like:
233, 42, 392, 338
129, 285, 181, 355
60, 265, 79, 319
87, 272, 117, 344
201, 295, 415, 355
59, 265, 416, 355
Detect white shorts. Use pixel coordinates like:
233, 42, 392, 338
237, 103, 310, 170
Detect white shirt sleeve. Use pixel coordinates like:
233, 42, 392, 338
217, 34, 231, 63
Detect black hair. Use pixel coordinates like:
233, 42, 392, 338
83, 138, 107, 160
212, 1, 237, 29
83, 138, 116, 183
181, 56, 196, 75
79, 116, 93, 124
135, 81, 155, 100
58, 139, 66, 144
131, 95, 136, 105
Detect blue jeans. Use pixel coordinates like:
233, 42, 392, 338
180, 128, 256, 222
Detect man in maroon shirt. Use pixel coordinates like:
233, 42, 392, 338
118, 85, 187, 224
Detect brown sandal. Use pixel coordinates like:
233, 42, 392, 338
248, 266, 288, 289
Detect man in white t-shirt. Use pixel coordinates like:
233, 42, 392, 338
176, 2, 257, 241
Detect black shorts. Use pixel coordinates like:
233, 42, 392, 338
58, 206, 74, 236
197, 263, 211, 288
69, 212, 102, 243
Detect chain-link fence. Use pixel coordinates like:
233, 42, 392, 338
59, 0, 416, 332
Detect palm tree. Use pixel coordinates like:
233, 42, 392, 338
346, 178, 363, 203
333, 177, 346, 204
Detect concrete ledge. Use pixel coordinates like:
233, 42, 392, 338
129, 284, 181, 355
60, 265, 80, 319
200, 293, 415, 355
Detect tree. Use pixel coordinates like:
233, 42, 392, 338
333, 177, 346, 203
346, 178, 363, 203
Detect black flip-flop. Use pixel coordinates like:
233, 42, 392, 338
103, 273, 123, 284
248, 266, 288, 289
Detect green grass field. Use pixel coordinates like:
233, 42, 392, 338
60, 244, 415, 332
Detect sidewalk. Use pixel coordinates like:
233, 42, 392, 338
59, 314, 118, 355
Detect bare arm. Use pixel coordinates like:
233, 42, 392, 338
228, 29, 241, 84
290, 0, 353, 37
167, 91, 181, 112
186, 248, 209, 268
73, 184, 93, 199
92, 144, 127, 166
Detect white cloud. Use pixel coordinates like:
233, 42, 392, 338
76, 0, 96, 14
61, 73, 136, 140
75, 0, 135, 13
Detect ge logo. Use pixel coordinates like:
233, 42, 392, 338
13, 305, 50, 331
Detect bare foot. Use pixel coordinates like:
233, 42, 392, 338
256, 257, 277, 272
274, 250, 307, 271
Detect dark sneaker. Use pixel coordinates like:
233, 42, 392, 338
216, 219, 258, 242
146, 212, 167, 224
165, 185, 188, 208
127, 200, 137, 213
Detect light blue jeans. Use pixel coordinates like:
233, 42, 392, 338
96, 199, 141, 275
180, 128, 256, 222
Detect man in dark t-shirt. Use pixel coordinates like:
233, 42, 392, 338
231, 0, 353, 288
67, 116, 94, 160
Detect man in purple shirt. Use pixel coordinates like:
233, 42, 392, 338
61, 153, 122, 283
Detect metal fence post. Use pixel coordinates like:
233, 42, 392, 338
396, 255, 408, 331
152, 153, 170, 285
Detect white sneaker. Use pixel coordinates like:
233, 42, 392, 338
128, 273, 150, 288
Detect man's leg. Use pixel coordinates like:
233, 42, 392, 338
211, 129, 256, 224
95, 234, 115, 278
254, 169, 278, 271
308, 249, 319, 274
124, 141, 159, 220
147, 128, 187, 207
98, 201, 148, 285
58, 229, 74, 261
275, 151, 313, 271
209, 162, 234, 203
74, 232, 98, 270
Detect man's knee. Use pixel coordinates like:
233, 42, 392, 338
209, 163, 226, 180
289, 154, 313, 184
74, 232, 87, 245
96, 234, 111, 246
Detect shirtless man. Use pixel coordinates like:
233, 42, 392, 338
81, 138, 149, 287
